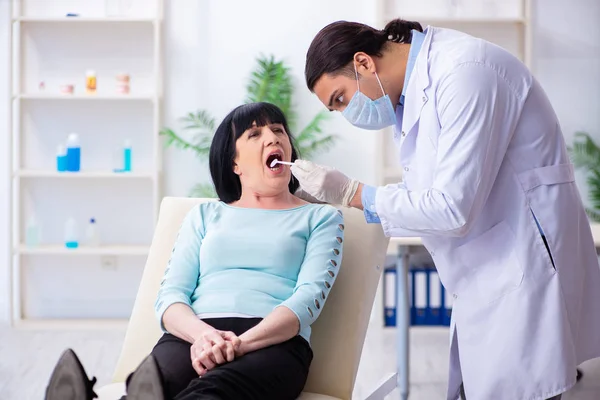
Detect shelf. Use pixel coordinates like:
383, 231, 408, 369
9, 0, 163, 328
16, 170, 155, 179
13, 318, 129, 330
13, 17, 156, 23
16, 244, 150, 256
16, 93, 156, 101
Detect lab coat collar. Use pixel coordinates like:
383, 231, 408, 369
396, 26, 434, 136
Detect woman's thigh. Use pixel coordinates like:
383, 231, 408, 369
144, 318, 262, 398
149, 333, 198, 398
175, 335, 313, 400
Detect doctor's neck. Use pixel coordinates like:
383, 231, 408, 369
378, 42, 411, 106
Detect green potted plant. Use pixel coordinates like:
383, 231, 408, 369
160, 55, 337, 198
568, 131, 600, 222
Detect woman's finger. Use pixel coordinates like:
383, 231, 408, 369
211, 344, 226, 364
220, 331, 242, 349
208, 331, 226, 348
192, 357, 206, 376
200, 347, 216, 370
224, 341, 235, 362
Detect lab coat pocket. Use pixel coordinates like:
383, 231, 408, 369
518, 163, 577, 275
454, 221, 524, 304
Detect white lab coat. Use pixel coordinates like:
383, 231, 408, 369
375, 27, 600, 399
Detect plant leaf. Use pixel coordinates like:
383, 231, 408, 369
587, 169, 600, 209
570, 131, 600, 219
244, 54, 297, 130
569, 131, 600, 170
158, 109, 216, 159
295, 111, 337, 159
159, 128, 210, 157
585, 207, 600, 223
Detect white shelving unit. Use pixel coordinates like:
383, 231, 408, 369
376, 0, 533, 185
17, 245, 150, 256
8, 0, 164, 328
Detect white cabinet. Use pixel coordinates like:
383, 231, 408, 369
8, 0, 164, 328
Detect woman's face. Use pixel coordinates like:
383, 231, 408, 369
233, 121, 293, 196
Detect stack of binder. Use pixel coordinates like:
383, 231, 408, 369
383, 264, 452, 327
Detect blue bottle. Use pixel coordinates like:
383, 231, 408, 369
123, 139, 132, 172
56, 145, 67, 172
66, 133, 81, 172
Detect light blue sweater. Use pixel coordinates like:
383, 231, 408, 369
154, 201, 345, 344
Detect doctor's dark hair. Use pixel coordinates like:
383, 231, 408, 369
209, 102, 300, 203
305, 19, 423, 91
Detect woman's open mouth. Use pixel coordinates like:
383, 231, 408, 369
266, 152, 283, 171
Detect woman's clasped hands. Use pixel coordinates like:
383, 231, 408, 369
190, 328, 243, 376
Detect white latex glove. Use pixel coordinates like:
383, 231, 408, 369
291, 160, 359, 206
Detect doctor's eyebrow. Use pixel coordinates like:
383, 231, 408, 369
327, 91, 338, 110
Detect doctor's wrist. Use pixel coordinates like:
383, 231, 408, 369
349, 183, 364, 210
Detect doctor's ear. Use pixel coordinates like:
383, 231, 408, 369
353, 52, 377, 74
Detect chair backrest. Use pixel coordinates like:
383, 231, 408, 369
112, 197, 389, 400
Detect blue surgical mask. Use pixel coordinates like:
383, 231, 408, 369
342, 64, 396, 130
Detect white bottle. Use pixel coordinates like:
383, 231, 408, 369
65, 217, 79, 249
25, 216, 40, 247
85, 218, 100, 246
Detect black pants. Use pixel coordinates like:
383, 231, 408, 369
125, 318, 313, 400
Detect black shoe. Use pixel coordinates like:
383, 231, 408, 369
45, 349, 98, 400
127, 355, 165, 400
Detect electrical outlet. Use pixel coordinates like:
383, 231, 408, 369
101, 255, 118, 270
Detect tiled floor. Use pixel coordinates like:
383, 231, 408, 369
1, 323, 599, 399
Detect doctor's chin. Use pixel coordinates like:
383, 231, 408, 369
1, 1, 600, 400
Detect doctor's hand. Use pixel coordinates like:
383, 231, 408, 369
291, 160, 359, 206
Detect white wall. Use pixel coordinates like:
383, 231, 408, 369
0, 0, 599, 322
1, 1, 11, 323
532, 0, 600, 206
163, 0, 379, 197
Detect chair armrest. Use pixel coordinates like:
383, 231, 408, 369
363, 372, 398, 400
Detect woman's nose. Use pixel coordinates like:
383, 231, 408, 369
264, 129, 280, 145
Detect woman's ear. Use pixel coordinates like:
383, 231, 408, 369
233, 162, 241, 176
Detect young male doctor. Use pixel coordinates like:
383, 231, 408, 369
290, 19, 600, 400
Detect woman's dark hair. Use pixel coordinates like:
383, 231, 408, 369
209, 102, 300, 203
305, 19, 423, 91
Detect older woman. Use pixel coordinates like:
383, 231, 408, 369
45, 102, 345, 400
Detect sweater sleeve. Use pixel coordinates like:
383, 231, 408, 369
154, 205, 205, 332
278, 206, 345, 332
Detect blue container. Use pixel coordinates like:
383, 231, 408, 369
57, 155, 67, 171
66, 133, 81, 172
67, 148, 80, 171
124, 146, 132, 172
57, 144, 68, 172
